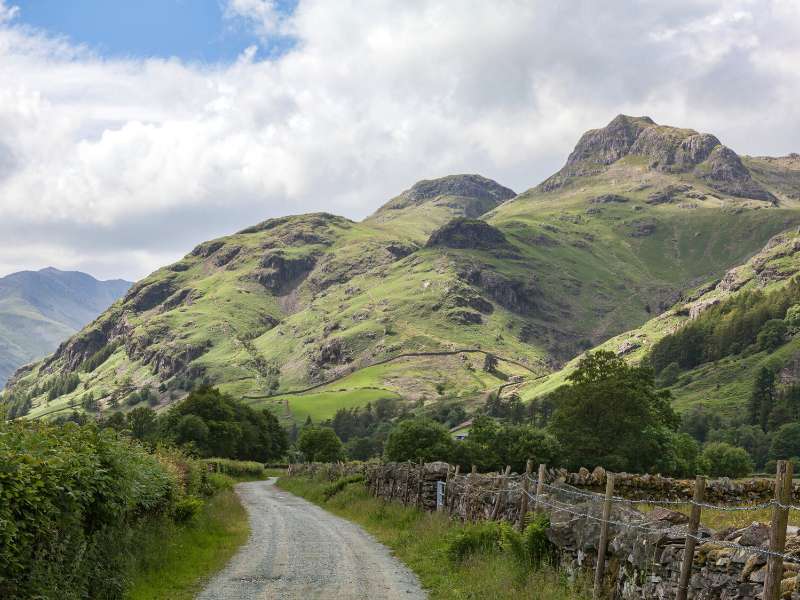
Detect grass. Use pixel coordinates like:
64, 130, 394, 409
126, 486, 250, 600
277, 474, 592, 600
10, 151, 800, 426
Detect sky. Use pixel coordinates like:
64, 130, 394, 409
0, 0, 799, 281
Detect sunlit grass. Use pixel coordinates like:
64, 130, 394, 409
278, 475, 592, 600
125, 487, 249, 600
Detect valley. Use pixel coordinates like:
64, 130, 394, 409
4, 115, 800, 428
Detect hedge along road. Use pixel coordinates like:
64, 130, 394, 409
197, 478, 427, 600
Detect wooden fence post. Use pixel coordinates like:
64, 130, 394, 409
676, 475, 705, 600
534, 463, 546, 513
592, 473, 615, 599
416, 459, 425, 508
491, 465, 512, 520
402, 462, 412, 503
448, 465, 460, 515
468, 465, 477, 521
518, 459, 533, 531
764, 459, 793, 600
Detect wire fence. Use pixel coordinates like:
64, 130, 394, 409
424, 461, 797, 600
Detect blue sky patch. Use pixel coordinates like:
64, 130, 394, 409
12, 0, 297, 62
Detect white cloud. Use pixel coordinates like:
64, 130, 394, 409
0, 0, 799, 280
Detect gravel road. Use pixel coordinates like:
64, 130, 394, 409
197, 478, 427, 600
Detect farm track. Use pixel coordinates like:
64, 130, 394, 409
197, 478, 427, 600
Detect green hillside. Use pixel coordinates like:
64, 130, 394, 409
520, 228, 800, 420
5, 115, 800, 424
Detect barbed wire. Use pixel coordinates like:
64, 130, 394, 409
521, 489, 800, 565
518, 474, 783, 513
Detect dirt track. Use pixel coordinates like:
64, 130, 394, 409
196, 478, 427, 599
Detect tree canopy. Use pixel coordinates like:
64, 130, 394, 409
548, 351, 679, 472
160, 386, 288, 461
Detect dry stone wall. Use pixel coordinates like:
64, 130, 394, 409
287, 462, 800, 599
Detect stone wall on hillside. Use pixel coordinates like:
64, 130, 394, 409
287, 462, 800, 599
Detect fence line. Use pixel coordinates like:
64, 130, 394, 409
288, 460, 800, 600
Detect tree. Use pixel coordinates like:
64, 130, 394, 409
127, 406, 158, 441
708, 425, 771, 469
748, 367, 776, 431
297, 426, 343, 462
483, 353, 498, 373
757, 319, 787, 352
700, 442, 754, 478
548, 351, 679, 472
161, 386, 288, 461
384, 418, 454, 463
770, 423, 800, 460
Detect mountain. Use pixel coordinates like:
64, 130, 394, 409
520, 227, 800, 420
5, 115, 800, 424
0, 268, 131, 386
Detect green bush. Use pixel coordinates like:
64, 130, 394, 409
502, 513, 554, 569
446, 521, 503, 563
0, 421, 181, 599
173, 496, 204, 523
700, 442, 754, 478
322, 474, 365, 500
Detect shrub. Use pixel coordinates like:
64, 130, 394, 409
757, 319, 788, 352
446, 521, 503, 563
0, 421, 180, 599
500, 514, 553, 570
173, 496, 204, 523
787, 304, 800, 327
700, 442, 754, 478
201, 458, 267, 478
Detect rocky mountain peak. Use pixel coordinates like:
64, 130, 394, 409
541, 115, 774, 201
566, 114, 656, 167
375, 174, 515, 214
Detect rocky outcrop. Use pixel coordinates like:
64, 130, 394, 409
426, 218, 511, 251
377, 174, 515, 213
566, 115, 655, 168
311, 338, 349, 368
457, 266, 540, 315
249, 251, 317, 294
124, 277, 177, 312
539, 115, 776, 201
589, 194, 630, 204
689, 298, 720, 319
628, 219, 656, 237
699, 145, 777, 202
646, 184, 691, 205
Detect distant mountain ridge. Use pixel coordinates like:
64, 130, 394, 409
0, 268, 131, 385
5, 115, 800, 424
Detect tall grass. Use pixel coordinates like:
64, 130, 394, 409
278, 475, 591, 600
125, 485, 249, 600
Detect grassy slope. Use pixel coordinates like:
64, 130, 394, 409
277, 475, 591, 600
519, 228, 800, 419
8, 127, 800, 424
126, 487, 249, 600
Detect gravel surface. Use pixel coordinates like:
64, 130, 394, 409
197, 478, 427, 599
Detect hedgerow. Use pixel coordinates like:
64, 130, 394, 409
0, 421, 189, 598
